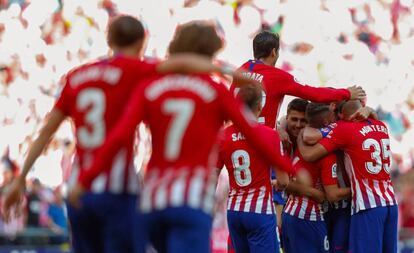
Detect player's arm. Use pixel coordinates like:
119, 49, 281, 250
323, 185, 351, 203
280, 73, 365, 101
218, 85, 294, 174
297, 132, 329, 162
3, 108, 66, 219
156, 54, 253, 86
286, 180, 325, 203
277, 116, 292, 150
272, 168, 290, 191
349, 106, 378, 121
302, 126, 322, 145
319, 154, 351, 202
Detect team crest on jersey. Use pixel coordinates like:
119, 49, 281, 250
331, 163, 337, 178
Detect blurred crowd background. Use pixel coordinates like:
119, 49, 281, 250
0, 0, 413, 251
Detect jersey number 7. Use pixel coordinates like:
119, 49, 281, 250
162, 99, 195, 161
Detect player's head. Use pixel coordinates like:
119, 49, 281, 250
236, 84, 263, 118
286, 98, 308, 139
107, 15, 146, 57
305, 103, 335, 128
341, 100, 362, 120
168, 22, 223, 58
334, 100, 346, 119
253, 31, 280, 66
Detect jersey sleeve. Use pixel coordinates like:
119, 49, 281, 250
217, 84, 294, 174
78, 82, 148, 189
139, 60, 158, 76
319, 153, 338, 186
277, 72, 350, 102
216, 130, 226, 170
318, 123, 347, 153
53, 75, 72, 115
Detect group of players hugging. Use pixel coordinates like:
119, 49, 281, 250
2, 14, 397, 253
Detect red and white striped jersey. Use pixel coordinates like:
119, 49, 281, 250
320, 119, 397, 214
284, 153, 325, 221
320, 152, 350, 211
80, 74, 294, 214
217, 125, 284, 215
55, 55, 158, 195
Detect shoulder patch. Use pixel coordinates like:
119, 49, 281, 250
331, 163, 337, 178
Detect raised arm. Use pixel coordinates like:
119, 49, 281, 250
280, 73, 365, 102
218, 85, 294, 174
3, 108, 66, 219
156, 54, 255, 86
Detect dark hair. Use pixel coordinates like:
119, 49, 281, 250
107, 15, 145, 48
287, 98, 308, 114
253, 31, 280, 59
168, 22, 223, 58
305, 103, 330, 128
236, 84, 263, 112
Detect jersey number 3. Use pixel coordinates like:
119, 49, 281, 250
363, 138, 391, 174
76, 88, 106, 148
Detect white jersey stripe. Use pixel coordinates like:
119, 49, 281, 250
289, 198, 298, 216
373, 180, 386, 206
364, 179, 377, 209
382, 181, 394, 206
154, 169, 175, 210
140, 170, 160, 213
243, 189, 255, 212
169, 169, 188, 207
298, 198, 308, 219
127, 162, 139, 194
109, 149, 126, 194
233, 191, 244, 211
187, 168, 205, 209
266, 193, 272, 214
255, 187, 266, 213
310, 205, 316, 221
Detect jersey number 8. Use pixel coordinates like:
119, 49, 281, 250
231, 149, 252, 187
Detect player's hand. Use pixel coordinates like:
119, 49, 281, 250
311, 189, 326, 204
68, 184, 85, 209
347, 85, 366, 101
349, 106, 378, 121
277, 127, 291, 151
2, 176, 25, 222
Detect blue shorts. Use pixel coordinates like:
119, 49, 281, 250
349, 205, 398, 253
325, 207, 350, 253
142, 206, 212, 253
227, 210, 279, 253
271, 170, 286, 205
67, 192, 140, 253
282, 212, 329, 253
